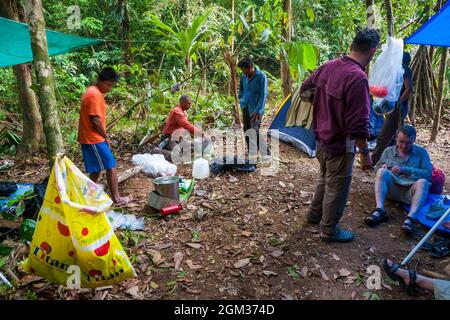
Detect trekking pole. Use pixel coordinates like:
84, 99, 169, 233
401, 207, 450, 266
0, 271, 12, 288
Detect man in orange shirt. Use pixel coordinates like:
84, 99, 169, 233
160, 95, 209, 153
78, 67, 131, 205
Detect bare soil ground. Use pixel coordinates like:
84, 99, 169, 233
1, 116, 449, 300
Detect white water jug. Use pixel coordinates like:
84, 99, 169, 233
192, 158, 210, 179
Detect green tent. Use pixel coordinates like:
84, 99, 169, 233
0, 17, 103, 68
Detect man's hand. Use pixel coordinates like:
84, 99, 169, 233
391, 165, 405, 175
360, 153, 373, 171
251, 112, 261, 122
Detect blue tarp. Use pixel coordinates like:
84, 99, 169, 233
402, 194, 450, 236
405, 2, 450, 47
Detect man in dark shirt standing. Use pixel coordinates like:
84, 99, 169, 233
300, 28, 380, 243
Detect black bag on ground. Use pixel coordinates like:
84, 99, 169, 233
210, 156, 257, 175
0, 182, 18, 197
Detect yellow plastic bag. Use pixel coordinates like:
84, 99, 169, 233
24, 155, 136, 288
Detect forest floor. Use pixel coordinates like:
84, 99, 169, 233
1, 108, 450, 300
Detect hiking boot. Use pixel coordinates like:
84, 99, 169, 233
320, 228, 354, 243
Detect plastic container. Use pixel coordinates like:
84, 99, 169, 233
192, 158, 210, 180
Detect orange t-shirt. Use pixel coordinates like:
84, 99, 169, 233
78, 86, 107, 144
162, 105, 199, 136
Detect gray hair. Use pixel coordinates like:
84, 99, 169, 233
179, 94, 191, 103
397, 125, 417, 141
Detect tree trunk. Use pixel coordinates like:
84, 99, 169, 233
229, 58, 241, 127
365, 0, 375, 76
0, 0, 44, 155
228, 0, 241, 127
118, 0, 133, 65
280, 0, 293, 98
430, 48, 448, 142
25, 0, 64, 163
384, 0, 394, 36
231, 0, 235, 53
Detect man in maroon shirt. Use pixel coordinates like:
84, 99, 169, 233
300, 28, 380, 243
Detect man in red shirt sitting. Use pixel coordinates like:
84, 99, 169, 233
160, 95, 210, 156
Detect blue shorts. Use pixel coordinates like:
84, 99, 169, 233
81, 141, 116, 174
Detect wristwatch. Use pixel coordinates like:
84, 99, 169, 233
359, 147, 370, 155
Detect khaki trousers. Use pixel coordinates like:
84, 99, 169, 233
307, 146, 355, 235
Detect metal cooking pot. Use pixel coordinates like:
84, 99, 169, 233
153, 176, 179, 202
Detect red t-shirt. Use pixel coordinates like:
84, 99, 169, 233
163, 105, 200, 136
78, 86, 106, 144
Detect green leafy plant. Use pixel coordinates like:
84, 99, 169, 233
287, 264, 301, 280
355, 273, 364, 287
362, 291, 381, 300
284, 41, 319, 82
25, 289, 38, 300
146, 9, 213, 74
191, 229, 201, 242
0, 190, 36, 221
0, 127, 21, 155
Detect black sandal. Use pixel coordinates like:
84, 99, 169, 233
402, 218, 416, 236
364, 208, 388, 226
430, 242, 450, 258
382, 258, 420, 296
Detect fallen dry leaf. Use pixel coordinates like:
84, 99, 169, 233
186, 243, 202, 249
201, 202, 215, 210
185, 287, 201, 294
270, 250, 284, 258
279, 181, 286, 188
150, 281, 158, 289
338, 268, 351, 277
150, 250, 162, 265
332, 253, 340, 261
258, 208, 268, 215
152, 242, 172, 250
234, 258, 250, 269
262, 270, 277, 277
300, 266, 309, 278
241, 231, 252, 237
334, 268, 351, 280
186, 260, 202, 270
174, 252, 183, 271
280, 292, 295, 300
315, 265, 329, 281
126, 286, 140, 298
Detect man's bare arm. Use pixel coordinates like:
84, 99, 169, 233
89, 115, 109, 142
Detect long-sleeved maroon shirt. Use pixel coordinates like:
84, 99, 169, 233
300, 56, 370, 156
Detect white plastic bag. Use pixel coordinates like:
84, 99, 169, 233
107, 211, 145, 231
132, 153, 177, 177
369, 37, 405, 102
